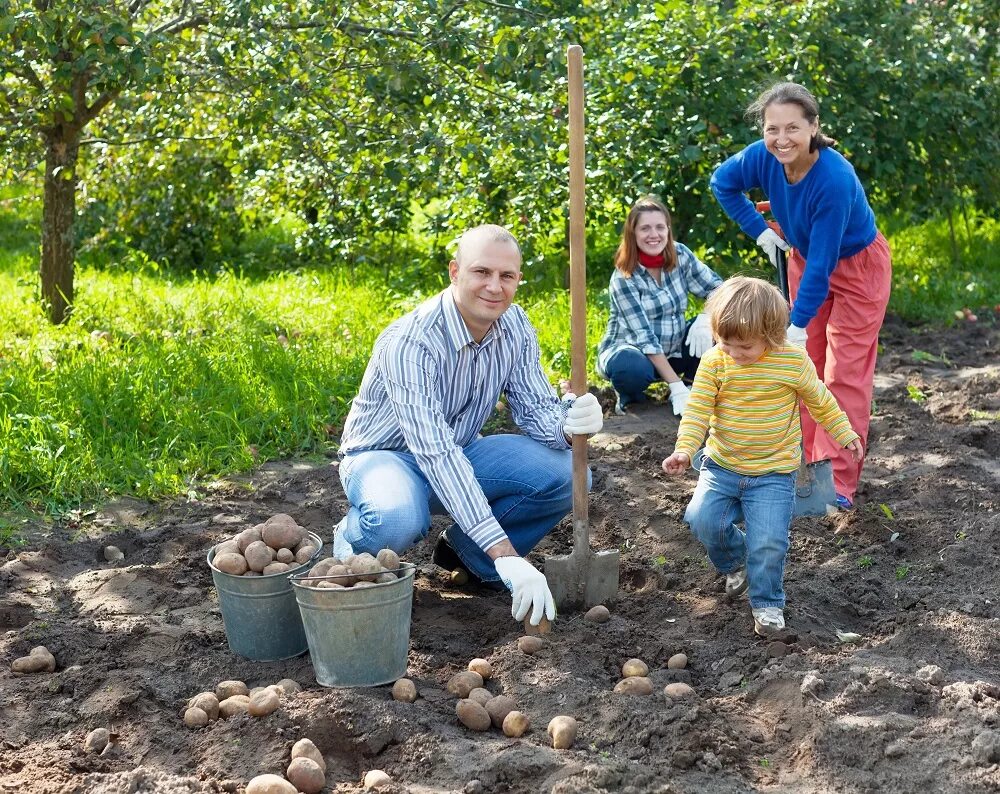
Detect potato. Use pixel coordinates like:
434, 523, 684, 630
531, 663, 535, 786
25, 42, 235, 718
456, 698, 492, 731
246, 775, 297, 794
446, 670, 484, 698
325, 564, 354, 585
502, 710, 530, 738
317, 580, 345, 589
11, 646, 56, 673
236, 526, 263, 553
392, 678, 418, 703
350, 556, 381, 582
585, 605, 611, 623
286, 757, 325, 794
262, 562, 291, 575
216, 680, 249, 699
275, 678, 302, 696
310, 558, 337, 577
244, 571, 262, 577
353, 581, 376, 589
468, 658, 493, 680
291, 737, 326, 771
218, 695, 251, 717
523, 616, 552, 636
276, 547, 295, 564
614, 676, 653, 696
188, 692, 220, 720
622, 658, 649, 678
244, 540, 276, 572
262, 514, 304, 550
484, 694, 516, 728
84, 728, 110, 754
295, 545, 318, 565
375, 572, 397, 584
183, 706, 208, 727
517, 636, 544, 655
663, 682, 697, 700
214, 539, 241, 557
212, 552, 248, 576
376, 548, 400, 570
467, 687, 492, 706
547, 715, 578, 749
667, 653, 688, 670
363, 769, 393, 790
249, 688, 280, 717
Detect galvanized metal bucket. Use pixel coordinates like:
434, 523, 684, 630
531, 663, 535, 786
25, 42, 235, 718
291, 563, 415, 688
207, 531, 322, 661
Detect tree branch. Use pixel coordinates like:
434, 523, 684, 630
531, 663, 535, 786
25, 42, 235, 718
80, 132, 225, 146
81, 89, 121, 125
153, 14, 209, 36
18, 64, 46, 92
474, 0, 544, 18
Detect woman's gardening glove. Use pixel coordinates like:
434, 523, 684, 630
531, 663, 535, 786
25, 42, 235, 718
756, 228, 790, 267
668, 382, 690, 416
685, 313, 713, 358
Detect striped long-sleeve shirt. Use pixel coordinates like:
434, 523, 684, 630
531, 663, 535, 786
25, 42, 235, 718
674, 345, 858, 475
339, 288, 569, 552
596, 242, 722, 376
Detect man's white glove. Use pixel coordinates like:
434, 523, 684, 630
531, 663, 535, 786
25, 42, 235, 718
563, 392, 603, 435
494, 556, 556, 625
756, 228, 790, 267
786, 324, 808, 346
685, 313, 713, 358
668, 381, 690, 416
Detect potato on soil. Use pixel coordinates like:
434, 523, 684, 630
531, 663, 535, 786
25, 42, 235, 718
84, 728, 110, 754
392, 678, 418, 703
286, 757, 325, 794
363, 770, 393, 790
187, 692, 220, 720
246, 775, 297, 794
218, 695, 251, 717
291, 738, 326, 771
456, 698, 492, 731
11, 646, 56, 673
446, 670, 484, 698
517, 636, 544, 655
214, 539, 241, 557
236, 526, 263, 553
614, 676, 653, 696
484, 694, 517, 728
585, 605, 611, 623
275, 678, 302, 696
212, 552, 248, 576
502, 710, 530, 738
663, 682, 696, 700
468, 658, 493, 679
262, 516, 304, 550
667, 652, 688, 670
376, 548, 400, 570
249, 688, 280, 717
467, 687, 492, 706
262, 562, 291, 575
547, 715, 578, 749
183, 707, 209, 728
244, 540, 276, 572
216, 680, 249, 699
622, 658, 649, 678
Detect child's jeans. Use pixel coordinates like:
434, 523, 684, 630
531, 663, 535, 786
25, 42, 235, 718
684, 457, 795, 609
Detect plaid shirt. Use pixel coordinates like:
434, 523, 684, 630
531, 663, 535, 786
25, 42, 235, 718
597, 242, 722, 376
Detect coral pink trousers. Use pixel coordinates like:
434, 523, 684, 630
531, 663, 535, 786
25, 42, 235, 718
788, 233, 892, 501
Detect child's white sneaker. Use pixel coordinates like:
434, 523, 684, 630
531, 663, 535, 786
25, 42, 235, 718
752, 607, 785, 636
725, 568, 748, 599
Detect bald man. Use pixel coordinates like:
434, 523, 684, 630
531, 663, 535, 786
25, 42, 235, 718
334, 225, 603, 625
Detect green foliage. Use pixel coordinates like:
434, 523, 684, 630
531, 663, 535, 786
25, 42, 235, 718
906, 384, 927, 403
895, 565, 910, 580
858, 555, 874, 569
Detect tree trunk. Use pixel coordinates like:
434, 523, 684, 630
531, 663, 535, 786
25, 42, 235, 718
41, 131, 80, 324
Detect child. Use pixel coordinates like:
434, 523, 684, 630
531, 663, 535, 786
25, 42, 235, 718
662, 276, 863, 636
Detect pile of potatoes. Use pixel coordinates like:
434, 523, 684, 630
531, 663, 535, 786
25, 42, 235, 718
306, 548, 402, 589
613, 658, 653, 696
210, 513, 318, 577
182, 678, 302, 728
246, 738, 328, 794
443, 658, 533, 739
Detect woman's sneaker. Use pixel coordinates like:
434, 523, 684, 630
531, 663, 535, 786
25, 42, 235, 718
752, 607, 785, 636
725, 568, 748, 599
836, 494, 853, 511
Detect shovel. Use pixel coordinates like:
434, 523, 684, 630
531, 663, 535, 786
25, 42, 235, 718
543, 45, 620, 609
775, 246, 837, 517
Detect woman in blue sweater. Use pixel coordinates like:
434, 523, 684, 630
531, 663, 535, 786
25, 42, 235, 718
710, 82, 891, 510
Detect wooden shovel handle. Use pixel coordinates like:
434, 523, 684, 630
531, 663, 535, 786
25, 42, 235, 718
567, 44, 589, 528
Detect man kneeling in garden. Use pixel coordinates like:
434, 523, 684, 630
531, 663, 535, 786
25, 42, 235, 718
333, 224, 603, 626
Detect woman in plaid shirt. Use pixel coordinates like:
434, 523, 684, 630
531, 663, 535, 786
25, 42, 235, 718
597, 196, 723, 416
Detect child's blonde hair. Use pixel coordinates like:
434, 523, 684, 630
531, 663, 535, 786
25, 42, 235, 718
705, 276, 788, 350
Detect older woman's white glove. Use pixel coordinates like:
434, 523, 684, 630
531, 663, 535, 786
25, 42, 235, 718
685, 313, 713, 358
756, 228, 790, 267
786, 324, 808, 346
563, 392, 603, 435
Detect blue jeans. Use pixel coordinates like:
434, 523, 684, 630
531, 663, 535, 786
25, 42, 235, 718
684, 458, 795, 609
604, 319, 703, 408
334, 434, 577, 583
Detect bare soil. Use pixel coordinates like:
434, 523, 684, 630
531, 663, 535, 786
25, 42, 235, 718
2, 317, 999, 794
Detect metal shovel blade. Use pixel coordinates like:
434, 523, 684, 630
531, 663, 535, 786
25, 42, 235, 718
545, 519, 620, 609
793, 458, 837, 516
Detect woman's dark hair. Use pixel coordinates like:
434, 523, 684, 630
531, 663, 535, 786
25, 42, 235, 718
745, 82, 837, 152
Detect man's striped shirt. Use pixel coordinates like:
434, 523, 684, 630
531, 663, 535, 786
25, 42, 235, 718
340, 288, 569, 551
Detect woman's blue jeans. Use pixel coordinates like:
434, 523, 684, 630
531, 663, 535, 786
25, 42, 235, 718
333, 434, 577, 583
684, 457, 795, 609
